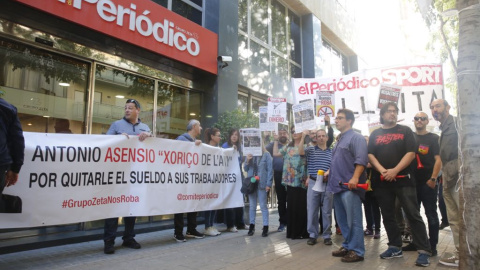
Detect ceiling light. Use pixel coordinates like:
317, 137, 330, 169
190, 113, 196, 116
115, 95, 125, 99
59, 82, 70, 86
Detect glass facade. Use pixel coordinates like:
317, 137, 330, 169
153, 0, 203, 26
0, 20, 204, 234
321, 39, 350, 77
0, 38, 89, 135
238, 0, 302, 98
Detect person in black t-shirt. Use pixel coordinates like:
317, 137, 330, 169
368, 102, 431, 267
402, 112, 441, 255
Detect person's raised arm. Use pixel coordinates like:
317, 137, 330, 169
272, 133, 282, 157
298, 130, 307, 155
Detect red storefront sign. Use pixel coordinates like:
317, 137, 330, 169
15, 0, 218, 74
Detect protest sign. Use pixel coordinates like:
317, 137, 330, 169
267, 97, 287, 123
0, 133, 243, 229
240, 128, 262, 156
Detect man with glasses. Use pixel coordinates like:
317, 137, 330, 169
327, 109, 368, 263
104, 99, 152, 254
431, 99, 460, 267
368, 102, 431, 267
266, 128, 289, 232
402, 112, 441, 256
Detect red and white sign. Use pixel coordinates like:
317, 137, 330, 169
292, 64, 444, 130
378, 84, 402, 109
267, 97, 287, 123
15, 0, 219, 74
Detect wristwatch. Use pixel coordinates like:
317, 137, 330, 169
430, 177, 436, 182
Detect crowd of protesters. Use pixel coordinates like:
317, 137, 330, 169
2, 97, 458, 267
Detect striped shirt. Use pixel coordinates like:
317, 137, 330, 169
305, 145, 332, 178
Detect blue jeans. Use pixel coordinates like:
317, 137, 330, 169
375, 185, 431, 253
204, 210, 217, 228
104, 217, 136, 242
307, 179, 333, 239
333, 191, 365, 257
248, 188, 269, 226
417, 184, 439, 251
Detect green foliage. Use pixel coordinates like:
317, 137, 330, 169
213, 109, 259, 142
410, 0, 458, 107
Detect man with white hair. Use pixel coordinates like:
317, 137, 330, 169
173, 119, 204, 242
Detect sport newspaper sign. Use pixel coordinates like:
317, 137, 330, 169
0, 133, 243, 229
292, 64, 444, 130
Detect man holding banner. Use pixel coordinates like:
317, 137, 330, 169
173, 119, 205, 242
103, 98, 152, 254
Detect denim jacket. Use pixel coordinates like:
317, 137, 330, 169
243, 151, 273, 190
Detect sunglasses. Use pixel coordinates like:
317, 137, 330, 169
414, 116, 428, 121
126, 99, 141, 109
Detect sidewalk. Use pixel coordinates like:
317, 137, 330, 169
0, 210, 456, 270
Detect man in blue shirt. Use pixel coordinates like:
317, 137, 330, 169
173, 119, 204, 242
305, 129, 333, 246
327, 109, 368, 263
104, 99, 152, 254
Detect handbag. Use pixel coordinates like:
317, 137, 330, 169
240, 157, 259, 194
1, 194, 22, 213
241, 176, 258, 194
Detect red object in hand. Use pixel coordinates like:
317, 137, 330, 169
255, 176, 260, 181
416, 154, 424, 169
380, 174, 410, 181
342, 183, 369, 190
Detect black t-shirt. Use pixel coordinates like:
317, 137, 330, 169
368, 125, 416, 188
413, 132, 439, 186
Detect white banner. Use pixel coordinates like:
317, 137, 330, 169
292, 64, 444, 133
0, 133, 243, 229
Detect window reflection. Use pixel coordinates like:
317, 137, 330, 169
156, 82, 202, 138
238, 94, 248, 112
0, 38, 88, 134
91, 65, 154, 135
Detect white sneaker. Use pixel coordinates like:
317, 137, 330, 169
204, 227, 217, 236
439, 255, 459, 267
212, 227, 221, 235
226, 226, 238, 233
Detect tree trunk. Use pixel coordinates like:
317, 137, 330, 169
455, 1, 480, 269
